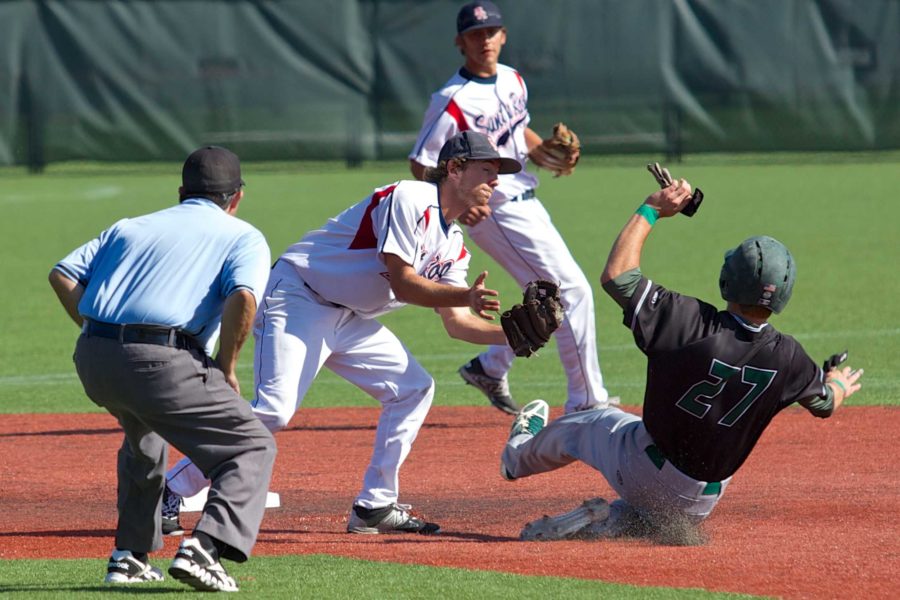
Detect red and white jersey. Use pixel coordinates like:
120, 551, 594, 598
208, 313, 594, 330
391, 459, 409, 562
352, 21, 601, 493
280, 180, 471, 319
409, 65, 539, 204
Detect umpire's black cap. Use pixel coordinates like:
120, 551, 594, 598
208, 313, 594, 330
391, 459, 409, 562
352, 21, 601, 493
182, 146, 245, 194
438, 131, 521, 174
457, 1, 503, 34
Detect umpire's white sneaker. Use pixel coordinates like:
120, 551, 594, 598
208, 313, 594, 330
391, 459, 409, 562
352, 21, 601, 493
104, 549, 164, 584
168, 537, 238, 592
501, 399, 550, 480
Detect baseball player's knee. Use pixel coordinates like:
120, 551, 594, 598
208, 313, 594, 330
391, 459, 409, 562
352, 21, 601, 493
410, 374, 436, 401
419, 375, 436, 401
252, 387, 300, 430
253, 406, 292, 431
392, 373, 435, 408
560, 276, 593, 303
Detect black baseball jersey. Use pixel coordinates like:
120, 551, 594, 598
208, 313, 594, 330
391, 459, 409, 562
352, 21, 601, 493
624, 277, 826, 482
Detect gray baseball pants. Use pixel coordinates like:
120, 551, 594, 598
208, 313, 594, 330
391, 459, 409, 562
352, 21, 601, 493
74, 334, 276, 562
502, 407, 730, 521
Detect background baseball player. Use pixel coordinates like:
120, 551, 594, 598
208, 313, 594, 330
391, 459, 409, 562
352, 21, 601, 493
49, 146, 276, 591
163, 132, 558, 535
499, 170, 864, 541
409, 1, 616, 416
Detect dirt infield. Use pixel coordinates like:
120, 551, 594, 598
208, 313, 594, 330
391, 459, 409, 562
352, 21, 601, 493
2, 406, 898, 599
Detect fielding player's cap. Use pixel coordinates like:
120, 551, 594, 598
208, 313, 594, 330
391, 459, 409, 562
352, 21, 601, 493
457, 1, 503, 34
719, 235, 796, 314
182, 145, 245, 194
438, 131, 521, 174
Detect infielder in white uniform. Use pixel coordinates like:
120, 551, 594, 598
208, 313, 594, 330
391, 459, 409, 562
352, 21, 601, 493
410, 1, 616, 415
165, 131, 521, 535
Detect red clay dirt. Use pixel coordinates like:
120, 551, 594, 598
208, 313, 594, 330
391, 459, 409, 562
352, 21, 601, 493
2, 406, 898, 599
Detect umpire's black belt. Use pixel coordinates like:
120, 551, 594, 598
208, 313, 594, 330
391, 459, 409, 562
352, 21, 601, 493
508, 189, 536, 202
83, 319, 201, 351
645, 444, 722, 496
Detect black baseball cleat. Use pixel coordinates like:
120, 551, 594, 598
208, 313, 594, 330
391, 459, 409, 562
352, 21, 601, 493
459, 357, 520, 415
347, 503, 441, 535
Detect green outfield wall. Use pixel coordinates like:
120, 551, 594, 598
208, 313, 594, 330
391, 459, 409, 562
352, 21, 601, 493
1, 0, 897, 168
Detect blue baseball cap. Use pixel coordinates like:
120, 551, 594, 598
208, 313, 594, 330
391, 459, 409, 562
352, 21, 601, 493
457, 1, 503, 34
438, 131, 521, 174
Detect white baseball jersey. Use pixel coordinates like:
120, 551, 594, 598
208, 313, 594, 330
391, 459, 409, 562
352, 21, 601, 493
409, 65, 538, 204
280, 180, 471, 318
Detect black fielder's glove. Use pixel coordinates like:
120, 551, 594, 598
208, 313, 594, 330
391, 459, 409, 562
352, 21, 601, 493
823, 350, 848, 372
501, 280, 565, 358
646, 162, 704, 217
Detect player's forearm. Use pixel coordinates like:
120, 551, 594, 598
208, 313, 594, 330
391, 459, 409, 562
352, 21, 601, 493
391, 268, 469, 308
601, 214, 652, 284
49, 268, 85, 327
216, 289, 256, 374
438, 307, 506, 345
396, 279, 468, 307
798, 387, 835, 418
799, 367, 862, 417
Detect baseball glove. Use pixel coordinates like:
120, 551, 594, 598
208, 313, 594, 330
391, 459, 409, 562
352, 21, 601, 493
501, 280, 565, 358
528, 123, 580, 177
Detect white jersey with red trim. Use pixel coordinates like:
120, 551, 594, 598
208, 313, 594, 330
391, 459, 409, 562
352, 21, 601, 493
280, 180, 471, 319
409, 64, 538, 204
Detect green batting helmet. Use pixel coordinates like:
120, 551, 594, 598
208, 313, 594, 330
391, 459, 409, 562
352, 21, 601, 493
719, 236, 796, 314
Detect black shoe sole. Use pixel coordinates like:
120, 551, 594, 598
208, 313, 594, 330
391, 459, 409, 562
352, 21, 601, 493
161, 524, 185, 536
489, 398, 520, 415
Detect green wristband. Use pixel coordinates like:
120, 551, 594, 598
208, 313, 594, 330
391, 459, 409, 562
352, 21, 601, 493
829, 379, 847, 394
635, 204, 659, 226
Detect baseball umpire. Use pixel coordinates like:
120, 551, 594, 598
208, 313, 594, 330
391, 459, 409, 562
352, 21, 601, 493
49, 146, 276, 590
498, 171, 863, 542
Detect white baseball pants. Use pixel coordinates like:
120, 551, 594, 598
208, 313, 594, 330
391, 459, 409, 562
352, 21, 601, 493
168, 260, 435, 509
467, 196, 610, 412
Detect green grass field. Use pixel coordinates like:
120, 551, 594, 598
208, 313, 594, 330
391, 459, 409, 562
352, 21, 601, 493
0, 555, 764, 599
2, 154, 897, 413
1, 153, 896, 598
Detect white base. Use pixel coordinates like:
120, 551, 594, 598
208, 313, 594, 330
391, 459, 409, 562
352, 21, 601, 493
181, 488, 281, 513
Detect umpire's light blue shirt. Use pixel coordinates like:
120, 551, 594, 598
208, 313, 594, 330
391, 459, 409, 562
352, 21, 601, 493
54, 198, 271, 354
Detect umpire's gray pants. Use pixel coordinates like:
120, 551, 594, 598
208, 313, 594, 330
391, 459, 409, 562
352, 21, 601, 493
74, 334, 276, 562
503, 407, 730, 521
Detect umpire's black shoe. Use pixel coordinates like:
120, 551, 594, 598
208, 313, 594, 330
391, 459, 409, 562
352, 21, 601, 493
168, 537, 238, 592
347, 503, 441, 535
459, 357, 520, 415
161, 485, 184, 536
